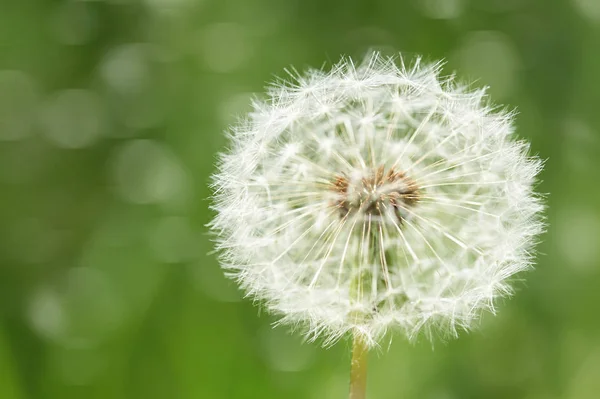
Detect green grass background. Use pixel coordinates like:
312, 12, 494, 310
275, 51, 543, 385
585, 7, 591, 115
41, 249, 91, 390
1, 0, 600, 398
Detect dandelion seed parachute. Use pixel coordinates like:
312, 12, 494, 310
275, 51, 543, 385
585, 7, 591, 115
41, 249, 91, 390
210, 53, 544, 347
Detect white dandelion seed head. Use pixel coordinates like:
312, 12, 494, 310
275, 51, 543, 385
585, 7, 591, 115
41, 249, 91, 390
209, 53, 544, 347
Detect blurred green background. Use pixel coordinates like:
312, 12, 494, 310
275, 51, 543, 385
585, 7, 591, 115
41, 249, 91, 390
1, 0, 599, 398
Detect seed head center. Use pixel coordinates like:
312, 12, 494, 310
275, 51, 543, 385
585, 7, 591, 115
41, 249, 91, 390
331, 166, 420, 221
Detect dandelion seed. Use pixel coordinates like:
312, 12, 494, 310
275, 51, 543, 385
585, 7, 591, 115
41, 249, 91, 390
209, 52, 544, 349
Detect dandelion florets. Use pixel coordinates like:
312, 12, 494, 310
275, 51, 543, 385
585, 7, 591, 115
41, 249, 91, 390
210, 53, 544, 347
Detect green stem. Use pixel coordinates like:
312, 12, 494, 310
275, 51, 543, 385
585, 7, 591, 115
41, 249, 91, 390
348, 223, 377, 399
349, 331, 369, 399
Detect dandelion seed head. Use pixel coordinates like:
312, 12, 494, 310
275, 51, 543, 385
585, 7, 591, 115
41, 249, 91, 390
210, 53, 544, 347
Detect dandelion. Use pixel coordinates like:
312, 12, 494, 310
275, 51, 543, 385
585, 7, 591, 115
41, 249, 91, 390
209, 53, 544, 398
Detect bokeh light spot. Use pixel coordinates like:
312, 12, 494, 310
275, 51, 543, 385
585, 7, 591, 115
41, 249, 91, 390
562, 117, 597, 172
111, 139, 190, 205
455, 31, 520, 99
199, 23, 253, 73
573, 0, 600, 23
416, 0, 464, 20
565, 346, 600, 398
28, 288, 66, 342
60, 267, 124, 345
556, 207, 600, 272
0, 70, 38, 141
38, 89, 105, 149
100, 44, 151, 95
258, 326, 315, 372
144, 0, 195, 14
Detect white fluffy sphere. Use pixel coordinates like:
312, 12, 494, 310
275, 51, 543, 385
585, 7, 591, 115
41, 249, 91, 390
210, 53, 544, 346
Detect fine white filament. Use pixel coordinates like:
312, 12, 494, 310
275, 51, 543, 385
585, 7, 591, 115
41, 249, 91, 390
210, 53, 544, 347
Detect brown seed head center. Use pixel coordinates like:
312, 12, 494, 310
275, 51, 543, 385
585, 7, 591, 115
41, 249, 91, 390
331, 166, 420, 221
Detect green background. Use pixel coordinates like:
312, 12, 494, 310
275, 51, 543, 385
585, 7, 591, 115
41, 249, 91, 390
1, 0, 599, 398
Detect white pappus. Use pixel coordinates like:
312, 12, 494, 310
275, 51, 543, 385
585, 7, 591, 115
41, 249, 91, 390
209, 53, 544, 347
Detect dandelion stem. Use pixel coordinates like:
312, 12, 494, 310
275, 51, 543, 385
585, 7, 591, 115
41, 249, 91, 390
349, 331, 369, 399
